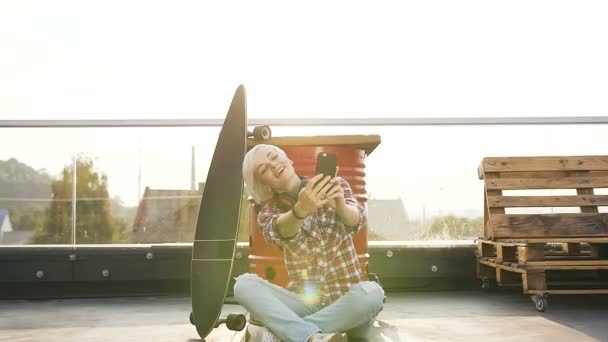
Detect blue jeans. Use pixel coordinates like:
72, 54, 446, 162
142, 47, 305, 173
233, 273, 384, 342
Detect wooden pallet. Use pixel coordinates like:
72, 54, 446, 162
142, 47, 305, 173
476, 238, 608, 265
477, 238, 608, 311
477, 156, 608, 311
477, 256, 608, 294
478, 156, 608, 240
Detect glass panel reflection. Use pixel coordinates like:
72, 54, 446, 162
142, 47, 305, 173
0, 129, 74, 245
1, 123, 606, 244
71, 127, 220, 244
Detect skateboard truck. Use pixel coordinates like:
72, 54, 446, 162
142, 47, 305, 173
215, 314, 247, 331
190, 312, 246, 332
248, 125, 272, 141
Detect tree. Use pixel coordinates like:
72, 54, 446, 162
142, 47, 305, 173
421, 215, 483, 240
8, 206, 45, 231
31, 155, 125, 244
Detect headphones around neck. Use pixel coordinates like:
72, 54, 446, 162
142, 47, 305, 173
275, 177, 309, 212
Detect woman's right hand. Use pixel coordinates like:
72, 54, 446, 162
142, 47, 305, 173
294, 174, 334, 217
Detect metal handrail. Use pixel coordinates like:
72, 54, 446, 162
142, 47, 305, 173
1, 116, 607, 127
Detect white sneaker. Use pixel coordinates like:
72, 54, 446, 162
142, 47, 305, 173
308, 332, 348, 342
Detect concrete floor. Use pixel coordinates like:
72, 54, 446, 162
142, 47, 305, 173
0, 291, 607, 342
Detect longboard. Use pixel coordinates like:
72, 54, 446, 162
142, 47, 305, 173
190, 85, 248, 339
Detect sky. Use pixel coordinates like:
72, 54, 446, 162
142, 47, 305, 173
2, 0, 608, 119
1, 1, 607, 218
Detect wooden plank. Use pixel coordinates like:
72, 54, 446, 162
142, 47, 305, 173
525, 265, 608, 270
485, 173, 504, 240
525, 260, 608, 269
483, 191, 490, 239
518, 245, 544, 264
523, 272, 546, 292
497, 237, 608, 243
544, 255, 594, 260
527, 289, 608, 295
490, 170, 608, 179
578, 187, 599, 214
548, 271, 600, 280
490, 214, 608, 238
476, 262, 496, 280
482, 156, 608, 172
591, 244, 608, 259
477, 239, 524, 247
496, 244, 517, 262
562, 242, 582, 255
576, 171, 600, 214
496, 268, 521, 285
477, 240, 494, 258
525, 260, 608, 267
486, 177, 608, 190
478, 258, 526, 273
487, 195, 608, 208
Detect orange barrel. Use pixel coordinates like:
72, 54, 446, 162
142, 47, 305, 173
248, 135, 381, 287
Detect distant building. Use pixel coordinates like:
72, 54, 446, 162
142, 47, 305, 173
131, 183, 204, 243
0, 209, 31, 245
367, 198, 414, 240
0, 209, 13, 233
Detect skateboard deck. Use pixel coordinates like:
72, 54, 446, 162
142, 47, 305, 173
191, 85, 248, 339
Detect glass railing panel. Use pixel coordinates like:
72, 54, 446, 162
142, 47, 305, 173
70, 127, 220, 244
0, 128, 76, 245
1, 123, 606, 244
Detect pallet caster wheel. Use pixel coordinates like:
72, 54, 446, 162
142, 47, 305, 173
481, 278, 491, 290
531, 292, 549, 312
248, 125, 271, 141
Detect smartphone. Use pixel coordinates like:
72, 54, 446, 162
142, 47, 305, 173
316, 152, 337, 178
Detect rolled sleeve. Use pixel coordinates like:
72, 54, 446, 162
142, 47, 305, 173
339, 177, 368, 234
257, 201, 300, 246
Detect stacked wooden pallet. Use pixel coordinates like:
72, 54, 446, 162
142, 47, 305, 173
476, 156, 608, 311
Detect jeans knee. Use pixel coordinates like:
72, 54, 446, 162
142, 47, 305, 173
353, 282, 384, 317
233, 273, 261, 302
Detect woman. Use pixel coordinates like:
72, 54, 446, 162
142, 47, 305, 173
234, 144, 384, 342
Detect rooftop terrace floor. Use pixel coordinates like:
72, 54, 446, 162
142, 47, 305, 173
1, 291, 606, 342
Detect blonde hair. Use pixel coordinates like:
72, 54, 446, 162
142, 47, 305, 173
242, 144, 289, 204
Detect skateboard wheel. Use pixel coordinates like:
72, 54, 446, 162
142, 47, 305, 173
250, 125, 271, 141
225, 314, 246, 331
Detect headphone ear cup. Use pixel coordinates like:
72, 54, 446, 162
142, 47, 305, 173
276, 192, 297, 211
299, 178, 309, 191
276, 178, 308, 212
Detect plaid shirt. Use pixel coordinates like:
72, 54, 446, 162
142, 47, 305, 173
258, 177, 367, 306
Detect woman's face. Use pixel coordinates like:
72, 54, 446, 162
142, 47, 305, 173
253, 147, 296, 192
